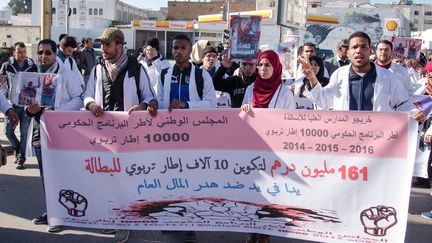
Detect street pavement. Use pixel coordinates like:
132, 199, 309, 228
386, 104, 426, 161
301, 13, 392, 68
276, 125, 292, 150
0, 117, 432, 243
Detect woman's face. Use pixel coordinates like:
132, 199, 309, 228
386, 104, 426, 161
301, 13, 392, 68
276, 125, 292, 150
311, 60, 320, 75
258, 58, 273, 80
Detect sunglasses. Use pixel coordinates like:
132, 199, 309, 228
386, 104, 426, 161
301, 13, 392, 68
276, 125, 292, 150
37, 50, 53, 56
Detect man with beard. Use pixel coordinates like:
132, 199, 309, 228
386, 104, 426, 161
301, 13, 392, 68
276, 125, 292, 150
375, 40, 416, 96
303, 31, 425, 123
83, 28, 158, 243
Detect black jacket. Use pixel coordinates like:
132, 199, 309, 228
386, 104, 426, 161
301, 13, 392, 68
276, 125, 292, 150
213, 65, 257, 108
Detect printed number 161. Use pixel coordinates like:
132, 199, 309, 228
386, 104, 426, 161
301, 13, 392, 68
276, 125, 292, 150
338, 165, 368, 181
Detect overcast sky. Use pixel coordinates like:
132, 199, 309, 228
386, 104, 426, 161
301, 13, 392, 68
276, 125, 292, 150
0, 0, 432, 11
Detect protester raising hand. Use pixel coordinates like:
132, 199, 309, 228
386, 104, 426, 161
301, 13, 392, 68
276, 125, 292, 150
298, 56, 319, 87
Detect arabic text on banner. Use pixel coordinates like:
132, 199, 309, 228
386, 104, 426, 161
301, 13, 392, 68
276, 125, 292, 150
41, 109, 417, 243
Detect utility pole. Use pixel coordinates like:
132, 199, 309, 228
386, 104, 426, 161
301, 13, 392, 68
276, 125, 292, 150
65, 0, 70, 35
41, 0, 52, 39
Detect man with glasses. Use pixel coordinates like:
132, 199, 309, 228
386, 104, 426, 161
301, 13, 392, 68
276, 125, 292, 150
212, 54, 257, 108
28, 39, 83, 233
0, 42, 37, 169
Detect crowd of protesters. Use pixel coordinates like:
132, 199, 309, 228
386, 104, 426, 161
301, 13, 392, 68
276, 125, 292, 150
1, 26, 432, 243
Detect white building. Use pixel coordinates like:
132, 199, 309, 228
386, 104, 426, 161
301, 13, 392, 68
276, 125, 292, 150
0, 7, 12, 25
32, 0, 156, 29
375, 3, 432, 32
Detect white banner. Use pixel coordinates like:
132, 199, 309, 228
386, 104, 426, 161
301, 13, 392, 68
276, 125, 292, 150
41, 110, 417, 243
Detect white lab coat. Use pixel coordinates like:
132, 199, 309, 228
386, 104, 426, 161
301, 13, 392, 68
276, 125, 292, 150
56, 56, 84, 86
242, 82, 296, 109
139, 56, 171, 96
304, 64, 417, 114
388, 62, 416, 96
84, 63, 156, 110
47, 62, 83, 111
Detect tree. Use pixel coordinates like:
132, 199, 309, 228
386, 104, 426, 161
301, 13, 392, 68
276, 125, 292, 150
7, 0, 32, 15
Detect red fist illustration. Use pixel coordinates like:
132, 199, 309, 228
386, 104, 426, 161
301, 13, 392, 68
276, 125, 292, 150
360, 205, 397, 236
59, 190, 88, 217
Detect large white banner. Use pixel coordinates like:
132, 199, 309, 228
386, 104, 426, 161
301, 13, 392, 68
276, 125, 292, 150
41, 109, 417, 243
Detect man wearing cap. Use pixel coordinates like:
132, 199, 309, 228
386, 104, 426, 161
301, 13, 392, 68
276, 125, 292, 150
157, 34, 216, 110
326, 39, 350, 76
84, 27, 157, 243
138, 38, 170, 95
375, 40, 416, 96
57, 35, 84, 89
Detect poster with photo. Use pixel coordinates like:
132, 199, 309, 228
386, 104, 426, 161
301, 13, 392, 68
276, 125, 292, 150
15, 72, 62, 109
229, 15, 261, 61
277, 38, 298, 80
391, 36, 422, 60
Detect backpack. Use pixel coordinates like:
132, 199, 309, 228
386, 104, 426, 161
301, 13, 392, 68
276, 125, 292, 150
160, 66, 204, 100
95, 56, 144, 102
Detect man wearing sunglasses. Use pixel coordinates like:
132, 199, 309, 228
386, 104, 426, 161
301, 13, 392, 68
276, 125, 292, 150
27, 39, 83, 233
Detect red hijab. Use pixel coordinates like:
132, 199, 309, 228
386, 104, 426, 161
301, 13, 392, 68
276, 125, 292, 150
252, 50, 282, 108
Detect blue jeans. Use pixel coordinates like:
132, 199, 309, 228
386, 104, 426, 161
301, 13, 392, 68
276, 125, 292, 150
5, 105, 31, 161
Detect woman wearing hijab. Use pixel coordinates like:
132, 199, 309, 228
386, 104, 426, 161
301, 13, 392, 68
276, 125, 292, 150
292, 55, 329, 98
241, 50, 295, 112
190, 39, 210, 66
241, 49, 295, 243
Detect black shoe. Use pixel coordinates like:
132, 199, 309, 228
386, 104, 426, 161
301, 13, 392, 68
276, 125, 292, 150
16, 160, 25, 170
101, 229, 116, 234
47, 225, 63, 233
32, 212, 48, 225
412, 177, 431, 188
184, 231, 196, 243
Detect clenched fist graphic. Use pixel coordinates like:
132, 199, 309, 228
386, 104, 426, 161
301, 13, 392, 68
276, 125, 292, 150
58, 190, 88, 217
360, 205, 397, 236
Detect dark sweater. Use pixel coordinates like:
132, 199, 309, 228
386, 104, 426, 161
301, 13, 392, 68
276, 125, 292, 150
213, 65, 257, 108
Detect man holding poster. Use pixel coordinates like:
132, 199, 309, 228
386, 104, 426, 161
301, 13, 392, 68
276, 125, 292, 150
0, 42, 37, 169
28, 39, 83, 233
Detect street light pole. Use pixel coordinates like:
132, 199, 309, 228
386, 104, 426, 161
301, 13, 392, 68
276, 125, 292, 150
41, 0, 52, 39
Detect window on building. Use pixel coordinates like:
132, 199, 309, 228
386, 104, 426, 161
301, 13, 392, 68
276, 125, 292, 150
99, 8, 103, 15
80, 12, 85, 17
425, 11, 432, 16
89, 9, 92, 15
73, 8, 76, 15
425, 20, 432, 25
94, 8, 98, 15
414, 11, 419, 15
52, 7, 56, 14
